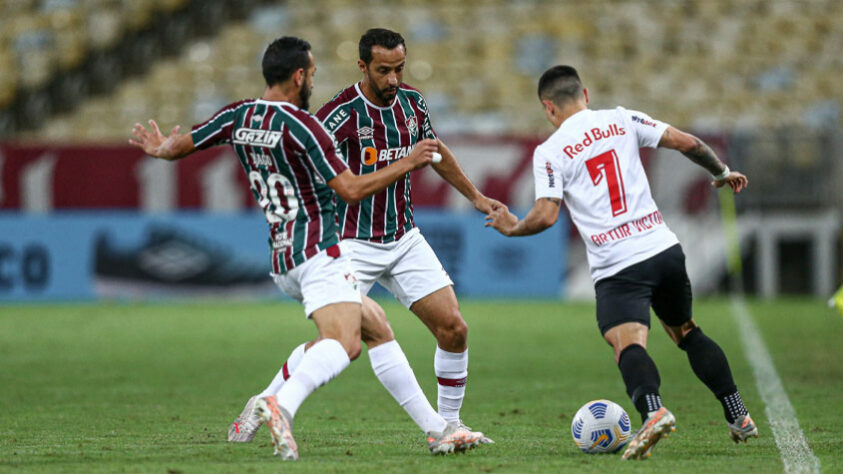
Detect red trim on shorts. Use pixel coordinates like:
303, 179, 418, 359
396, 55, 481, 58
437, 376, 466, 387
282, 362, 290, 381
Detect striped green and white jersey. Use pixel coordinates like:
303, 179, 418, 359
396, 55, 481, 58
191, 99, 348, 274
315, 82, 437, 243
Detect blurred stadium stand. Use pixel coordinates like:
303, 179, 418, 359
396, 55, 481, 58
1, 0, 840, 138
0, 0, 840, 299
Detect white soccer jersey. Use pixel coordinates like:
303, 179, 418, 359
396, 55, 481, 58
533, 107, 679, 282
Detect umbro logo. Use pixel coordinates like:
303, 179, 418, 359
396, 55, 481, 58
357, 126, 374, 140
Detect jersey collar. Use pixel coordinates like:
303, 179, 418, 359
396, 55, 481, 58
256, 99, 299, 110
354, 82, 399, 111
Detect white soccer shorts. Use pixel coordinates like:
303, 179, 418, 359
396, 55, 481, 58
339, 227, 454, 308
272, 247, 362, 317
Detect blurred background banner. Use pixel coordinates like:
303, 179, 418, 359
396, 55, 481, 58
0, 210, 566, 302
0, 0, 840, 302
0, 138, 544, 212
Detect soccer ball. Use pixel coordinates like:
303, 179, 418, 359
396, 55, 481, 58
571, 399, 631, 454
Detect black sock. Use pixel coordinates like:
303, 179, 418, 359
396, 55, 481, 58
617, 344, 662, 423
679, 327, 747, 423
721, 392, 749, 424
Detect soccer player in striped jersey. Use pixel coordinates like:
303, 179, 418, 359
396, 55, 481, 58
486, 65, 756, 460
128, 36, 463, 460
314, 28, 499, 442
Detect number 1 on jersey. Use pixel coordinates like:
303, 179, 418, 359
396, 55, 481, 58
586, 150, 628, 217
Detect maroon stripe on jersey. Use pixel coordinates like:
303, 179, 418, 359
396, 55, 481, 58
272, 249, 281, 274
283, 242, 294, 271
368, 104, 388, 238
402, 173, 417, 241
437, 376, 467, 388
391, 99, 413, 147
343, 204, 360, 239
340, 111, 363, 239
391, 104, 411, 236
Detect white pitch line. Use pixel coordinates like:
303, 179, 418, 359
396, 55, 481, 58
730, 298, 821, 474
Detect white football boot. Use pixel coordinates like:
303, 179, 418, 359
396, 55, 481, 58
427, 423, 484, 455
255, 396, 298, 460
447, 420, 495, 445
228, 395, 262, 442
728, 413, 759, 443
621, 407, 676, 460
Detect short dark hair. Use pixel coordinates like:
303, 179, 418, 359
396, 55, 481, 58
537, 65, 584, 105
262, 36, 312, 87
359, 28, 406, 64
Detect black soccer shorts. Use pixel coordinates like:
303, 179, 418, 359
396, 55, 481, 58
594, 243, 692, 335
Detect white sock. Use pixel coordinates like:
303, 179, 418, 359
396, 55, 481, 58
369, 340, 447, 434
258, 342, 306, 398
434, 346, 468, 423
275, 339, 350, 418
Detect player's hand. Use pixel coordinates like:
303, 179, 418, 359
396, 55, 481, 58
488, 198, 508, 213
129, 120, 181, 159
406, 139, 438, 170
484, 207, 518, 236
713, 171, 748, 194
473, 196, 507, 214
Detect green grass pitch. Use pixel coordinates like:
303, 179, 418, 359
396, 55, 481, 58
1, 298, 841, 472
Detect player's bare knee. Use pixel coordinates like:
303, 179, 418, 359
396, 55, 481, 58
361, 323, 394, 346
337, 323, 362, 360
666, 320, 698, 346
343, 338, 362, 361
604, 322, 648, 362
435, 313, 468, 350
361, 302, 394, 346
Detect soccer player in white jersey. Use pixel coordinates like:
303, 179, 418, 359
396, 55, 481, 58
128, 36, 482, 460
485, 65, 757, 460
230, 28, 498, 452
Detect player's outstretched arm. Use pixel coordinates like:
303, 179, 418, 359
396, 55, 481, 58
658, 126, 748, 194
431, 140, 505, 214
328, 139, 436, 205
129, 120, 195, 161
485, 197, 560, 237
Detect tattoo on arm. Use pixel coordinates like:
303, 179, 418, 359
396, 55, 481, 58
543, 197, 562, 207
682, 137, 726, 175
